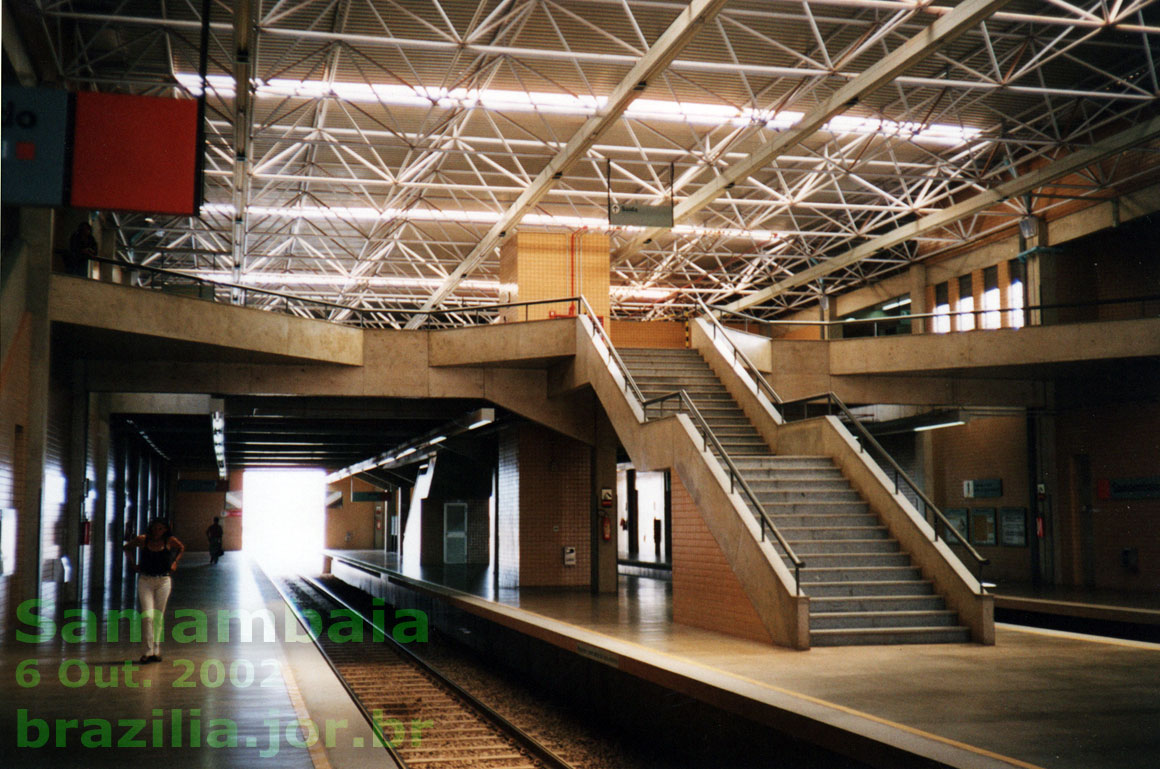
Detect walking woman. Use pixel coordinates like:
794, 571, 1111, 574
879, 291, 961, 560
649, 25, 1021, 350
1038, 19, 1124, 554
123, 519, 185, 663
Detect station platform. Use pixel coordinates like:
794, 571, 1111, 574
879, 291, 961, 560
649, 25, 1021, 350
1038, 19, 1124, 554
326, 549, 1160, 769
1, 553, 394, 768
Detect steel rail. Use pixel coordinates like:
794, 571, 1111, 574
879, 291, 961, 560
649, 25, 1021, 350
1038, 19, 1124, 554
291, 575, 576, 769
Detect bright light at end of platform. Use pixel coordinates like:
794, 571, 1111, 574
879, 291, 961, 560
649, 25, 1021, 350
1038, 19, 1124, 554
243, 469, 326, 575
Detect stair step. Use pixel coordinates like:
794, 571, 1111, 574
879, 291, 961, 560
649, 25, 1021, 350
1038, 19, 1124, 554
811, 626, 971, 647
756, 489, 862, 503
777, 525, 891, 540
732, 456, 836, 470
799, 565, 922, 583
786, 552, 912, 568
756, 501, 870, 515
805, 580, 936, 597
809, 610, 960, 630
809, 595, 946, 613
745, 478, 852, 490
791, 539, 900, 555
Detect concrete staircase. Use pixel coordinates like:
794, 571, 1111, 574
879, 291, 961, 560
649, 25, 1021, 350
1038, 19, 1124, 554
619, 348, 970, 647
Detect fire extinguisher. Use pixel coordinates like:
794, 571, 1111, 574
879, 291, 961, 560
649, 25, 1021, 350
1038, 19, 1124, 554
601, 515, 612, 542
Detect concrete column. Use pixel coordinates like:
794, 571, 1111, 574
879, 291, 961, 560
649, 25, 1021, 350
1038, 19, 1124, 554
819, 293, 836, 340
498, 231, 611, 324
591, 412, 619, 594
63, 361, 88, 602
88, 394, 110, 607
908, 263, 928, 334
12, 208, 53, 629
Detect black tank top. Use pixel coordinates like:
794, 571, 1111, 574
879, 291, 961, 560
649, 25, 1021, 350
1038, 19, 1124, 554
140, 542, 172, 576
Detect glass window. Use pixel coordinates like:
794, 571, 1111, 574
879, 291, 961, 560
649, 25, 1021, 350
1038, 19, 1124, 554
1008, 259, 1025, 329
957, 274, 975, 331
982, 266, 1000, 329
933, 282, 951, 334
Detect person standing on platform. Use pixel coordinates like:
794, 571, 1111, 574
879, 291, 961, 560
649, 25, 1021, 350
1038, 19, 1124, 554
123, 519, 185, 663
206, 516, 224, 565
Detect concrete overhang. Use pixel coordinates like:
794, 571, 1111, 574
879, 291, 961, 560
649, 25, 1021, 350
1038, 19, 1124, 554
49, 274, 364, 366
428, 318, 577, 368
829, 318, 1160, 377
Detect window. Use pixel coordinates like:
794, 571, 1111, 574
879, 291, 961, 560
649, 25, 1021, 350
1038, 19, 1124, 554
1008, 259, 1025, 329
956, 274, 975, 332
982, 266, 1000, 329
933, 282, 951, 334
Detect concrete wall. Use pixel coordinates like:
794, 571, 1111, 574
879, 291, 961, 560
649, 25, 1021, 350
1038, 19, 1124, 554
326, 476, 379, 552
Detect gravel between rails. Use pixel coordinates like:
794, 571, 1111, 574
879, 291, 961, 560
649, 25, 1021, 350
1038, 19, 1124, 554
315, 575, 664, 769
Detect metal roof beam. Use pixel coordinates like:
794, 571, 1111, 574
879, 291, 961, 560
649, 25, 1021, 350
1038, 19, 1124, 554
404, 0, 731, 328
723, 114, 1160, 313
616, 0, 1013, 262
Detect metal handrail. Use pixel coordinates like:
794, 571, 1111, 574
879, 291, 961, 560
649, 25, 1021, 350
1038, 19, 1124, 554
73, 258, 592, 328
577, 295, 647, 406
779, 391, 989, 580
695, 296, 783, 405
642, 390, 803, 593
707, 294, 1160, 332
573, 296, 803, 593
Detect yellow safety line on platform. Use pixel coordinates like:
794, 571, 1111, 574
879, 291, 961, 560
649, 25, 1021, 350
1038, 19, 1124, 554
277, 634, 334, 769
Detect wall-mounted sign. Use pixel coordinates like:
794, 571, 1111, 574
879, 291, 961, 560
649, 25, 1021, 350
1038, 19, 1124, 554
2, 87, 70, 206
352, 491, 390, 502
1096, 477, 1160, 501
963, 478, 1002, 499
1000, 507, 1027, 547
943, 508, 969, 545
970, 508, 997, 546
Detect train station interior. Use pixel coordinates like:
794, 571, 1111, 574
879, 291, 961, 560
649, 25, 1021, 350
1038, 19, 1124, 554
2, 1, 1159, 767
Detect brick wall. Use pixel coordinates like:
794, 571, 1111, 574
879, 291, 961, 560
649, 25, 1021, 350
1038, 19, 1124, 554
498, 232, 610, 325
670, 474, 773, 644
516, 423, 590, 586
610, 320, 687, 349
497, 423, 591, 587
171, 469, 244, 552
1056, 401, 1160, 591
930, 416, 1032, 583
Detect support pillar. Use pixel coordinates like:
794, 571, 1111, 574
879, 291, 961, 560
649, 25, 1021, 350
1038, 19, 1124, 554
11, 208, 53, 630
63, 361, 87, 603
909, 263, 928, 334
592, 412, 618, 594
498, 231, 611, 323
88, 394, 110, 608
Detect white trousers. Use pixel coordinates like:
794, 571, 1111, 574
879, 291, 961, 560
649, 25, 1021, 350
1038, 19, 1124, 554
137, 574, 172, 656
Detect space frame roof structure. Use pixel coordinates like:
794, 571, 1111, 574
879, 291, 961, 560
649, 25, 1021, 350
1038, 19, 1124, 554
16, 0, 1160, 325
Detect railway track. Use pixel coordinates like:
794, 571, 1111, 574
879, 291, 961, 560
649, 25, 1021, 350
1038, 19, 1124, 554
274, 575, 575, 769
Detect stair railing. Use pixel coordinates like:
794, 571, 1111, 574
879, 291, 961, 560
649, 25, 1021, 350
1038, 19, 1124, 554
696, 296, 783, 407
577, 296, 804, 594
779, 391, 989, 583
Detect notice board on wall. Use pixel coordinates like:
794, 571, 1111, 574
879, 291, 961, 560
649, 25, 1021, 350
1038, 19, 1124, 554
70, 91, 200, 215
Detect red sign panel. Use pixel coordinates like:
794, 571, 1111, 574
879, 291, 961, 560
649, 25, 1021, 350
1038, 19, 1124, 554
70, 91, 199, 215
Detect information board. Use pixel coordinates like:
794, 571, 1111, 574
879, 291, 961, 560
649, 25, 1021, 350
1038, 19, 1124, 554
970, 507, 997, 546
1000, 507, 1027, 547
